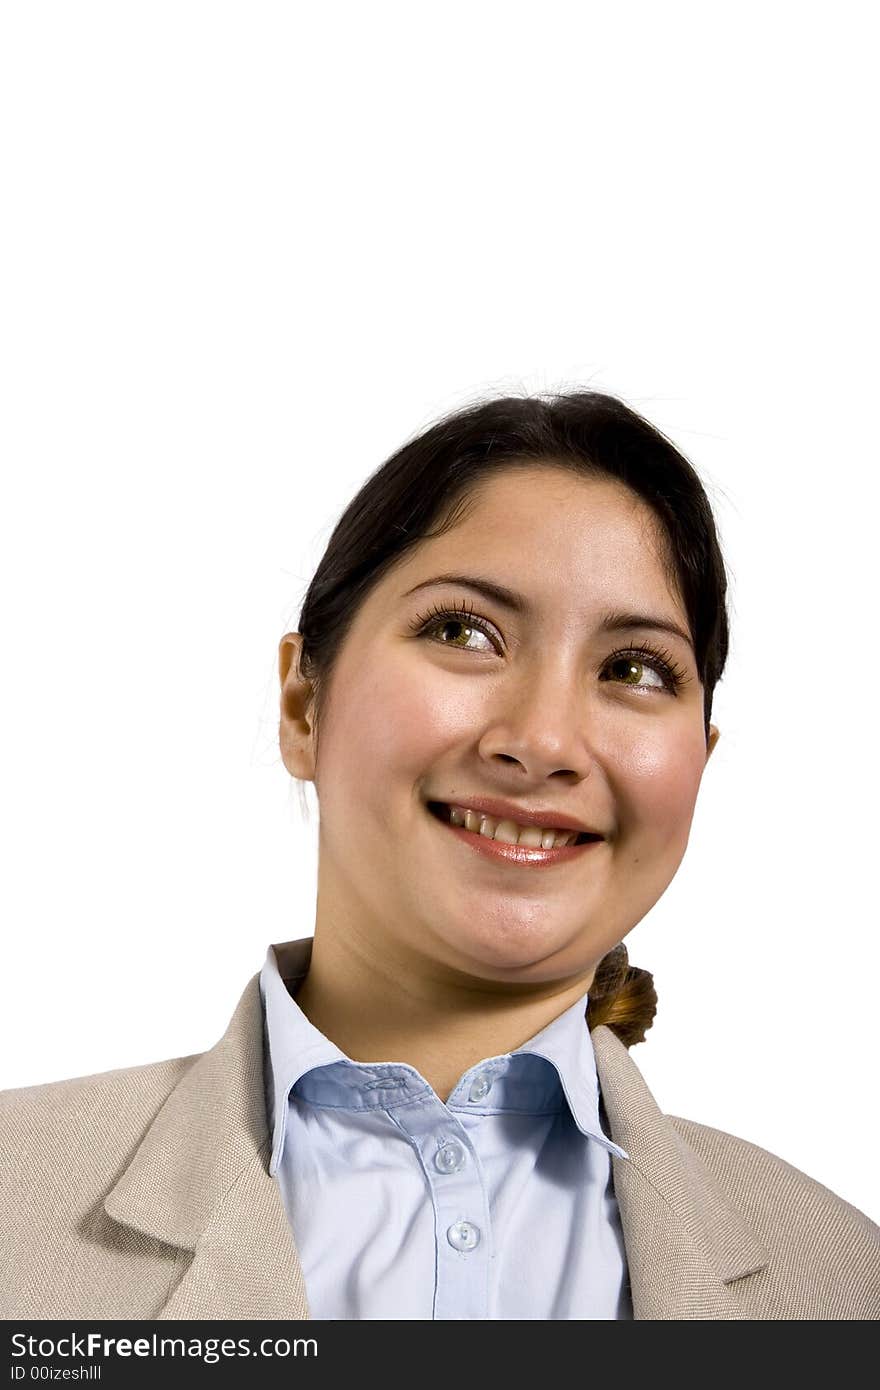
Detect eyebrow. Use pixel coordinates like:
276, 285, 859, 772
402, 572, 695, 653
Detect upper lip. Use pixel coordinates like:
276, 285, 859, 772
427, 794, 604, 838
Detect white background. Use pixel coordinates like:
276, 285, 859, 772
1, 2, 877, 1223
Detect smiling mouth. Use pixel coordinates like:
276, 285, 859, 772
425, 800, 602, 863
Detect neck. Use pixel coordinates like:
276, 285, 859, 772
290, 916, 596, 1104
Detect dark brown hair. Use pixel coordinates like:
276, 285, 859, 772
292, 389, 730, 1047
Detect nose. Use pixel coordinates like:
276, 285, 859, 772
476, 661, 594, 782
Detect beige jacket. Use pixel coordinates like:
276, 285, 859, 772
1, 964, 878, 1320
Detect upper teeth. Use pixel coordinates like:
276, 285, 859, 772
444, 803, 582, 849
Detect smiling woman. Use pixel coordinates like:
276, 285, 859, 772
1, 391, 878, 1322
283, 461, 714, 1076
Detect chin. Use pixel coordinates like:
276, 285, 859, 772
423, 916, 581, 978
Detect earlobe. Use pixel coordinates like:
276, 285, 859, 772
706, 724, 721, 762
278, 633, 317, 782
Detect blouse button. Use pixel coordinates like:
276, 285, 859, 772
434, 1140, 466, 1174
468, 1072, 493, 1102
447, 1220, 480, 1252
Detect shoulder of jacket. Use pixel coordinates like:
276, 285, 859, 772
666, 1112, 880, 1244
0, 1052, 201, 1155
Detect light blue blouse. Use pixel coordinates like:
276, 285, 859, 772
260, 938, 633, 1320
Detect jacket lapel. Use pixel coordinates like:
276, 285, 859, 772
103, 973, 311, 1320
157, 1152, 307, 1320
591, 1024, 769, 1319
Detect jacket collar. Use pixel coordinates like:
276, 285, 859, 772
591, 1025, 769, 1317
104, 972, 311, 1319
103, 963, 769, 1320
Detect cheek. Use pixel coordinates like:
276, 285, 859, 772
617, 734, 707, 849
316, 651, 469, 785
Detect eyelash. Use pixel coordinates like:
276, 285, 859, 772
408, 600, 689, 695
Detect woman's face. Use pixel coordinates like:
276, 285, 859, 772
283, 464, 719, 988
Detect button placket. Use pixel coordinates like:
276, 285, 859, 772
381, 1073, 492, 1317
428, 1110, 490, 1318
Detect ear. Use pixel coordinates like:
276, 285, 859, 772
278, 632, 317, 782
705, 723, 721, 763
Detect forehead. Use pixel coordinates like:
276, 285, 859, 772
393, 464, 679, 611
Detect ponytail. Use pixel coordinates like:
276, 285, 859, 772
587, 942, 657, 1047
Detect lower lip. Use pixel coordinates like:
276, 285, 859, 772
428, 806, 603, 868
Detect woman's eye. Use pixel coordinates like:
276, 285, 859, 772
603, 655, 667, 691
427, 616, 496, 652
